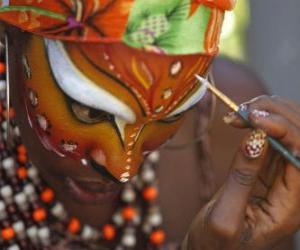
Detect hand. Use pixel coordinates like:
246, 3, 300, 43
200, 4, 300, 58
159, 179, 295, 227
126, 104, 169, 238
184, 95, 300, 250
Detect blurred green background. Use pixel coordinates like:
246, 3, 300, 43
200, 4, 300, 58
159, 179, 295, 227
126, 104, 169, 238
219, 0, 249, 61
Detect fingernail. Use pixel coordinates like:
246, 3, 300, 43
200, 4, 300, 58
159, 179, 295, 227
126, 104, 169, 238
239, 103, 248, 112
223, 111, 237, 124
251, 109, 270, 119
244, 129, 267, 159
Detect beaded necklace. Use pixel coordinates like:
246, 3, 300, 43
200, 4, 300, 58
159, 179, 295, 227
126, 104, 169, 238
0, 57, 165, 249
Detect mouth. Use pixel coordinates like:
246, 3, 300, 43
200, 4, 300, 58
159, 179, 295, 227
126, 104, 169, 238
64, 160, 123, 204
90, 159, 120, 184
65, 176, 121, 204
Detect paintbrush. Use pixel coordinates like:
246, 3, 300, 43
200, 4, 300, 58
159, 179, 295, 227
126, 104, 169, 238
195, 74, 300, 169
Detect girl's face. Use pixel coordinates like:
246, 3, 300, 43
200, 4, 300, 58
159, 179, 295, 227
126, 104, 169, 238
10, 32, 211, 184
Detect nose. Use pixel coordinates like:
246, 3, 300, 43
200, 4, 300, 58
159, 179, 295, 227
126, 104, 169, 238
88, 124, 145, 183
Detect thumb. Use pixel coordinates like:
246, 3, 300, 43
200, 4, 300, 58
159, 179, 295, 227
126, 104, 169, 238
208, 129, 268, 238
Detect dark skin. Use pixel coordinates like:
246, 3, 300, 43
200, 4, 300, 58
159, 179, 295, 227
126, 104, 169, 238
180, 61, 300, 249
7, 29, 298, 249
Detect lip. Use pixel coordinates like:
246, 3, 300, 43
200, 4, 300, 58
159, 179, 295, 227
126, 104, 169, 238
65, 177, 121, 204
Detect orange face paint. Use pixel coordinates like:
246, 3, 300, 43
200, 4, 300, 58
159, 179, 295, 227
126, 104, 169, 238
0, 1, 233, 182
23, 36, 212, 182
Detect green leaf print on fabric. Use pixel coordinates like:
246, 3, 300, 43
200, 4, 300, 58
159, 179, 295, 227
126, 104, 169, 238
123, 0, 212, 55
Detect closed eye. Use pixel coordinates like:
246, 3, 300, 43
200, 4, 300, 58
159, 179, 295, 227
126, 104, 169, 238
45, 39, 136, 124
69, 98, 113, 124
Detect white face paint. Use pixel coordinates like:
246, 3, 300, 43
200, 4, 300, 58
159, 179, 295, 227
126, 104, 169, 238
45, 39, 136, 124
167, 79, 208, 117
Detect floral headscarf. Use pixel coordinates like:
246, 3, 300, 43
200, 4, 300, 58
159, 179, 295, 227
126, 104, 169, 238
0, 0, 236, 55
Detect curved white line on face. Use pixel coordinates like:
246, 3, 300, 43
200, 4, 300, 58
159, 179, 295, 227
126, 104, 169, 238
45, 39, 136, 123
167, 82, 208, 117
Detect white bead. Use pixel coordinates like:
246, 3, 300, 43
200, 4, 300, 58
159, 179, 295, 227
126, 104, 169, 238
2, 157, 15, 170
51, 202, 67, 220
38, 227, 50, 246
13, 221, 26, 239
14, 127, 21, 136
24, 184, 37, 202
147, 151, 160, 163
7, 245, 20, 250
14, 192, 28, 211
141, 168, 155, 183
112, 213, 124, 227
121, 188, 136, 203
148, 213, 163, 227
121, 233, 136, 247
81, 225, 98, 240
0, 80, 6, 92
1, 185, 13, 203
133, 214, 141, 226
2, 121, 8, 132
0, 200, 7, 220
27, 226, 38, 243
2, 158, 16, 177
28, 167, 39, 182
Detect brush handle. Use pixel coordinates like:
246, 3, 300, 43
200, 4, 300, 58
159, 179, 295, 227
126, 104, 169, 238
238, 109, 300, 169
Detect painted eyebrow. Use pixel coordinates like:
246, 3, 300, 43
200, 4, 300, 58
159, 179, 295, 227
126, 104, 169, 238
45, 39, 136, 124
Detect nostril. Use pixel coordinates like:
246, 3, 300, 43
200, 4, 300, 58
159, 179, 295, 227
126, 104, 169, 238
90, 149, 107, 167
90, 159, 119, 184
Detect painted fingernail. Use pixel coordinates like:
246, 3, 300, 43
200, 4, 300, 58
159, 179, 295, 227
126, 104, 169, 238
239, 103, 248, 112
251, 109, 270, 119
223, 111, 237, 124
244, 129, 267, 159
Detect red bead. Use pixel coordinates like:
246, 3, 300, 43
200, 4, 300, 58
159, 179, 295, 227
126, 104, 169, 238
0, 62, 5, 74
102, 224, 116, 241
17, 145, 27, 155
3, 108, 15, 119
18, 154, 27, 164
41, 188, 54, 203
68, 218, 81, 234
150, 229, 165, 245
122, 206, 136, 221
142, 186, 158, 201
17, 167, 28, 179
33, 208, 47, 222
2, 227, 15, 241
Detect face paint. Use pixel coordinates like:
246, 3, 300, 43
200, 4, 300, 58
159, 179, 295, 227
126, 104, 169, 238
22, 36, 212, 182
0, 0, 233, 182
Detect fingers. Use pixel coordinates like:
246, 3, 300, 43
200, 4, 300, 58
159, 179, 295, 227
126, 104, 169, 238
224, 95, 300, 158
206, 130, 268, 241
224, 95, 300, 129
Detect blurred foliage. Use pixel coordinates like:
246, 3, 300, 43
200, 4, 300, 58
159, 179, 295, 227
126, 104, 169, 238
219, 0, 250, 61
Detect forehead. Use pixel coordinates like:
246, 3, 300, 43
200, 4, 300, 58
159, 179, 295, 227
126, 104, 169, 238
64, 41, 212, 120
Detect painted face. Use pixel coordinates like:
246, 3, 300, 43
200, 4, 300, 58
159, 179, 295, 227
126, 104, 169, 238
22, 36, 211, 182
1, 0, 234, 182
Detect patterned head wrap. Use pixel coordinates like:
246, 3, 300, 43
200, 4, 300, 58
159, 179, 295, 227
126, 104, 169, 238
0, 0, 236, 55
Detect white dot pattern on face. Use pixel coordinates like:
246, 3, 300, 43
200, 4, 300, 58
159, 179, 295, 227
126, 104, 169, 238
170, 60, 182, 76
162, 88, 173, 100
36, 114, 49, 131
61, 140, 78, 153
102, 51, 153, 116
28, 89, 38, 107
120, 125, 143, 183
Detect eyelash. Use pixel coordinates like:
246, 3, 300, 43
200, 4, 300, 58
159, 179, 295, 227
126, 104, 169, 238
69, 99, 113, 124
159, 113, 183, 123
